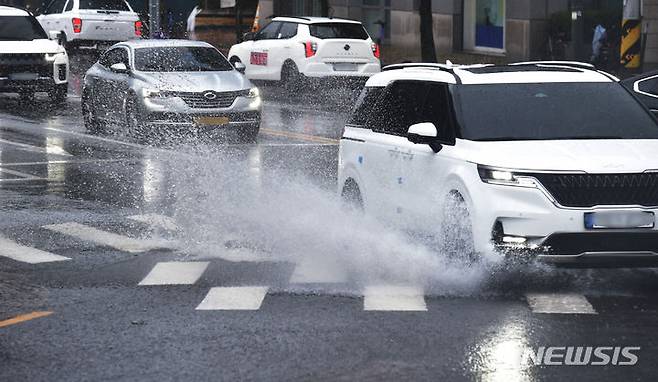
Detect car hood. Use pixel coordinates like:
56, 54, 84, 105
134, 71, 252, 92
458, 139, 658, 173
0, 39, 65, 54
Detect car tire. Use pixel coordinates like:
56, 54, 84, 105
49, 84, 67, 104
125, 96, 145, 139
341, 179, 364, 212
281, 61, 304, 93
440, 192, 478, 265
229, 56, 241, 66
82, 91, 103, 134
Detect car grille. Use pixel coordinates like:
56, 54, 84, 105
0, 53, 52, 77
543, 232, 658, 255
531, 172, 658, 207
172, 90, 245, 109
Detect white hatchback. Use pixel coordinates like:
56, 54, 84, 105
339, 62, 658, 267
36, 0, 141, 50
228, 16, 380, 87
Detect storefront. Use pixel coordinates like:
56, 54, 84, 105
463, 0, 505, 53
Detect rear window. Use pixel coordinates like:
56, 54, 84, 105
79, 0, 130, 11
309, 23, 369, 40
0, 16, 47, 41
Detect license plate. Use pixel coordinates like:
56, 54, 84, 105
194, 116, 230, 126
584, 211, 655, 229
10, 73, 38, 81
333, 63, 357, 72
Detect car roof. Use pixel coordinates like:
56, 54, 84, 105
0, 6, 31, 16
271, 16, 361, 25
115, 39, 215, 49
366, 61, 617, 87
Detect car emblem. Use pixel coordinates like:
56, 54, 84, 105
204, 91, 217, 100
344, 44, 351, 51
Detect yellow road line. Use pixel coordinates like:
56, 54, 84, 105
259, 128, 339, 145
0, 311, 53, 328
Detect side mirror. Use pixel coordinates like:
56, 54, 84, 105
233, 61, 246, 73
407, 122, 442, 152
110, 62, 130, 74
242, 32, 255, 41
48, 31, 64, 45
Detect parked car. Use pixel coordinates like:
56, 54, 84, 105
622, 70, 658, 118
81, 39, 261, 141
339, 61, 658, 267
228, 16, 381, 90
36, 0, 142, 50
0, 6, 69, 103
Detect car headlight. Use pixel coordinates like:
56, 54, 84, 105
477, 165, 538, 188
246, 87, 260, 98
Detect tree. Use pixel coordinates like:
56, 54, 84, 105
419, 0, 438, 62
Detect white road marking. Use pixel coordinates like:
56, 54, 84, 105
289, 258, 347, 284
138, 261, 209, 286
128, 213, 178, 231
526, 293, 598, 314
0, 138, 72, 156
363, 285, 427, 312
0, 168, 45, 182
196, 286, 269, 310
0, 237, 70, 264
43, 222, 174, 253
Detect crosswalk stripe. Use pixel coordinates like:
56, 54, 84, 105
526, 293, 597, 314
127, 214, 178, 231
363, 285, 427, 312
196, 286, 269, 310
289, 258, 347, 284
43, 222, 174, 253
138, 261, 209, 286
0, 237, 70, 264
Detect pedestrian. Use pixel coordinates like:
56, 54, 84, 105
590, 23, 607, 63
187, 5, 203, 40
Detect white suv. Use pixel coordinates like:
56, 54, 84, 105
339, 61, 658, 267
0, 6, 69, 103
228, 16, 381, 88
36, 0, 141, 50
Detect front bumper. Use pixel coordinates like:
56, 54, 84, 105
0, 54, 68, 92
471, 174, 658, 267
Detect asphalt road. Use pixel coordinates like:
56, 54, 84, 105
2, 54, 658, 381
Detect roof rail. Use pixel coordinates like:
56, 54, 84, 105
509, 61, 596, 70
272, 15, 311, 21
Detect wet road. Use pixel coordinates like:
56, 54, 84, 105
2, 54, 658, 381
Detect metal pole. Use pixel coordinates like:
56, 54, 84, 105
149, 0, 160, 38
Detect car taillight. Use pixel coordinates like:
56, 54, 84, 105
134, 20, 142, 36
304, 41, 317, 58
371, 43, 380, 59
72, 17, 82, 33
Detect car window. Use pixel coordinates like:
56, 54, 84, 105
65, 0, 74, 12
348, 87, 385, 126
637, 77, 658, 96
79, 0, 131, 11
278, 22, 298, 39
134, 47, 233, 72
43, 0, 67, 14
309, 23, 369, 40
256, 22, 281, 40
420, 83, 454, 142
0, 16, 48, 40
99, 47, 129, 68
366, 80, 429, 136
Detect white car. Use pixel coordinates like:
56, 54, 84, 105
0, 6, 69, 103
339, 61, 658, 267
228, 16, 381, 88
36, 0, 141, 50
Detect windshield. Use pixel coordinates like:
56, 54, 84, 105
455, 82, 658, 141
79, 0, 131, 11
0, 16, 48, 41
309, 23, 369, 40
134, 47, 234, 72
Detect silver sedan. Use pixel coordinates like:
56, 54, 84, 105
81, 39, 261, 141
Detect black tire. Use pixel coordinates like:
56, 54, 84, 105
82, 91, 103, 134
281, 61, 304, 93
440, 192, 478, 265
341, 179, 364, 212
229, 56, 241, 65
125, 96, 145, 139
49, 83, 67, 104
